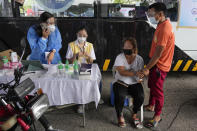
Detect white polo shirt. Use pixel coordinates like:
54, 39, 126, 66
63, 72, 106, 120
66, 40, 96, 63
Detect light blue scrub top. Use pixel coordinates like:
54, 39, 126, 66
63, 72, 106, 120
27, 25, 62, 64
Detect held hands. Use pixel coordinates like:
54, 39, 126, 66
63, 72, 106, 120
78, 51, 84, 57
84, 52, 90, 59
135, 70, 144, 83
136, 71, 144, 79
75, 52, 90, 59
136, 68, 150, 79
73, 51, 91, 63
142, 68, 150, 76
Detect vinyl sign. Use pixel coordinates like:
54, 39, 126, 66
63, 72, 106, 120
178, 0, 197, 28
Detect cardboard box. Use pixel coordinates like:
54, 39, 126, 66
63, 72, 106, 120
0, 49, 13, 61
0, 49, 19, 69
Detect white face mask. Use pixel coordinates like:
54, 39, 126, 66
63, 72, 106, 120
148, 17, 159, 24
77, 37, 87, 43
48, 25, 56, 32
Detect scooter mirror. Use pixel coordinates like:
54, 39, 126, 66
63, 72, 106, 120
19, 37, 26, 63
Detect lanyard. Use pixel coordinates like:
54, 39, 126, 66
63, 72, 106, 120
78, 44, 85, 53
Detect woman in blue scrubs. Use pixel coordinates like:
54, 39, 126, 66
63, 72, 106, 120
27, 12, 62, 64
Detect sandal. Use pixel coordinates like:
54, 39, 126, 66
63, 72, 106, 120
144, 105, 154, 112
118, 121, 126, 128
133, 118, 143, 129
145, 119, 162, 128
118, 117, 126, 128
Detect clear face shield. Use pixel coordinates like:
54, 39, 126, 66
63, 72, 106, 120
145, 11, 159, 25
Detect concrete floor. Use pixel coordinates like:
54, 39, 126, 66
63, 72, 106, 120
16, 72, 197, 131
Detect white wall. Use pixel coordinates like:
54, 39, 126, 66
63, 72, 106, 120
171, 22, 197, 60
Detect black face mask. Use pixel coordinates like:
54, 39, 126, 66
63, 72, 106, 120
123, 49, 133, 56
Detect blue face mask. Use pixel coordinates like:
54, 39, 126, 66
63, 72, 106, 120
148, 17, 159, 24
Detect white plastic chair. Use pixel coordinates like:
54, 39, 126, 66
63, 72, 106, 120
112, 67, 144, 122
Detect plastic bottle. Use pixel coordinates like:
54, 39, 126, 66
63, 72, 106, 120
73, 60, 79, 79
57, 61, 64, 77
2, 56, 10, 69
65, 60, 69, 73
64, 60, 69, 78
74, 60, 79, 73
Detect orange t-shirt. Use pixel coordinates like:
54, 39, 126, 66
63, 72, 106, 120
149, 19, 175, 72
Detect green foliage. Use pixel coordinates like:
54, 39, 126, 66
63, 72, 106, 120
140, 1, 149, 6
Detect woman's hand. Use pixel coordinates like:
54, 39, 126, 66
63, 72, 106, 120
136, 71, 144, 79
84, 52, 93, 64
47, 52, 55, 64
42, 28, 50, 39
84, 52, 90, 58
78, 51, 84, 57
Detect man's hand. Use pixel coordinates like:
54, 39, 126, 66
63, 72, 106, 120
142, 68, 150, 76
47, 52, 54, 64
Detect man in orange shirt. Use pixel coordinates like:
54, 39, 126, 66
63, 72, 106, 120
142, 2, 175, 128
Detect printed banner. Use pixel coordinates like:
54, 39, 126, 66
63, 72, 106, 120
178, 0, 197, 28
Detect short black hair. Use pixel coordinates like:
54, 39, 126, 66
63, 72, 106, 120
77, 26, 88, 33
149, 2, 167, 15
39, 12, 54, 23
35, 12, 54, 37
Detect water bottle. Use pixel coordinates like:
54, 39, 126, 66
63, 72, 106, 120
65, 60, 69, 73
64, 60, 69, 78
74, 60, 79, 73
73, 60, 79, 79
57, 61, 64, 77
2, 56, 10, 69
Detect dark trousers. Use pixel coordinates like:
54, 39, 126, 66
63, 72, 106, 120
113, 82, 144, 118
